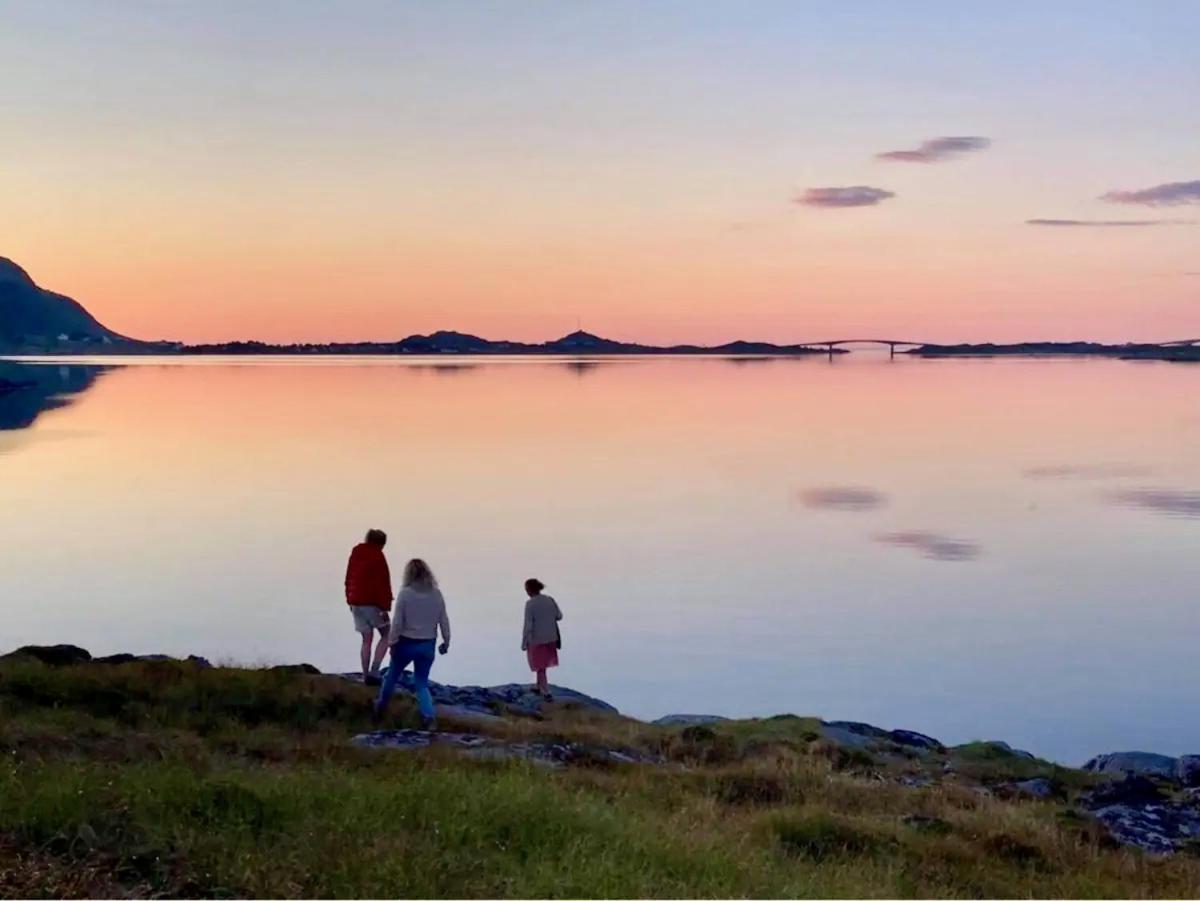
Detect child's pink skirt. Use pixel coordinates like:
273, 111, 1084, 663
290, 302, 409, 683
526, 642, 559, 672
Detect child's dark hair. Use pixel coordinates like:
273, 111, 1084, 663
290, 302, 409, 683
524, 578, 545, 595
365, 529, 387, 547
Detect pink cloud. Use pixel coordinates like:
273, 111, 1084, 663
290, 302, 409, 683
877, 136, 990, 163
1101, 180, 1200, 207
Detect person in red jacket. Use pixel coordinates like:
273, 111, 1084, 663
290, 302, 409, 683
345, 529, 393, 684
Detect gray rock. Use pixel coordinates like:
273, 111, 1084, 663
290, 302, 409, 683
889, 729, 944, 752
1088, 801, 1200, 855
819, 723, 878, 750
819, 720, 942, 753
351, 729, 660, 768
1074, 774, 1200, 852
653, 714, 730, 727
1176, 755, 1200, 787
351, 729, 488, 752
339, 671, 618, 718
1081, 774, 1169, 809
999, 777, 1056, 800
1083, 752, 1178, 779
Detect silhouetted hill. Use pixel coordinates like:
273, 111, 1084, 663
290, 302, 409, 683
0, 257, 144, 352
183, 330, 840, 356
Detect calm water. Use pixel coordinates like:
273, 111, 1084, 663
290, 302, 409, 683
2, 354, 1198, 763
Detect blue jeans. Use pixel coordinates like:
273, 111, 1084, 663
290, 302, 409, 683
375, 638, 436, 720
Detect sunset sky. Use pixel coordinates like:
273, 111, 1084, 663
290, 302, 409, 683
2, 1, 1197, 344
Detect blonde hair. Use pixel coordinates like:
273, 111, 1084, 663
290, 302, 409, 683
402, 558, 436, 590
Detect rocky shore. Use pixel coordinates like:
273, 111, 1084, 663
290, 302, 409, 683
5, 643, 1200, 856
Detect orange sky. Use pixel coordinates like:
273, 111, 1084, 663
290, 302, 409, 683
2, 2, 1196, 345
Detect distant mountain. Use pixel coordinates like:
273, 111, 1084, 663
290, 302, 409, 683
183, 329, 840, 357
0, 257, 140, 351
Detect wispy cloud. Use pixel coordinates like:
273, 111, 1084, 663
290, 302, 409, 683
876, 136, 990, 163
796, 186, 895, 208
1025, 218, 1193, 227
1101, 180, 1200, 207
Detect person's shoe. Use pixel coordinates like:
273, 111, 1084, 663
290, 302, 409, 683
420, 716, 437, 732
364, 673, 381, 687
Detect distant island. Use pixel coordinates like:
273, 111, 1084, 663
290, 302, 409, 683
180, 331, 842, 357
911, 341, 1200, 362
2, 254, 1197, 361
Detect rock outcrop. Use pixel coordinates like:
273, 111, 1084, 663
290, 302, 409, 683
817, 721, 943, 754
1084, 751, 1179, 779
351, 729, 660, 768
9, 642, 1200, 856
1079, 775, 1200, 854
340, 670, 618, 718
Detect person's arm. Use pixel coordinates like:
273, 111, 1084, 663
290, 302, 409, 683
522, 601, 533, 650
344, 550, 355, 601
438, 594, 451, 654
379, 557, 393, 607
387, 590, 405, 646
554, 598, 563, 621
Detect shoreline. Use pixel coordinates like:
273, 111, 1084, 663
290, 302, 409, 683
4, 642, 1200, 862
5, 642, 1191, 773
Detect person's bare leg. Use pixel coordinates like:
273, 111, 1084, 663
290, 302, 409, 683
360, 633, 373, 680
536, 668, 548, 694
370, 627, 389, 676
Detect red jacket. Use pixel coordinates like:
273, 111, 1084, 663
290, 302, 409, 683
345, 543, 393, 610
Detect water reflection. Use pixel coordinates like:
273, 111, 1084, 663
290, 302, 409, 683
1, 354, 1200, 763
875, 531, 981, 561
0, 360, 107, 432
799, 486, 888, 511
1024, 463, 1152, 480
1109, 488, 1200, 519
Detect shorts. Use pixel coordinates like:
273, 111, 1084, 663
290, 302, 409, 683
350, 605, 390, 634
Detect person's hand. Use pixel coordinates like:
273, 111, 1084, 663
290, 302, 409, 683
438, 642, 449, 655
521, 643, 528, 652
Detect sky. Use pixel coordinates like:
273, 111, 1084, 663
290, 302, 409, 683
1, 0, 1197, 345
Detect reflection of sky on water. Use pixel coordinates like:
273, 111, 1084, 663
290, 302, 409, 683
799, 486, 888, 511
1, 354, 1199, 764
875, 531, 981, 562
1024, 463, 1153, 480
1109, 488, 1200, 519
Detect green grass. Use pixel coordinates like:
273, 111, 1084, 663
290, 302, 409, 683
1, 657, 1199, 897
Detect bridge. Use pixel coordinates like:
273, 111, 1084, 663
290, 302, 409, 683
793, 339, 928, 358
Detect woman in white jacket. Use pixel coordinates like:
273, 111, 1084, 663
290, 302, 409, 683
373, 558, 450, 729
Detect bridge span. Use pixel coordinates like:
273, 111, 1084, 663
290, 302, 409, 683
794, 339, 929, 358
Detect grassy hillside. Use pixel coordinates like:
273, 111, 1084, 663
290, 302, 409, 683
1, 656, 1198, 898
